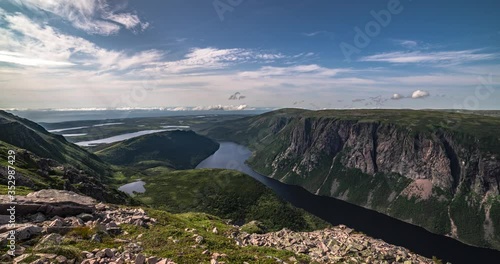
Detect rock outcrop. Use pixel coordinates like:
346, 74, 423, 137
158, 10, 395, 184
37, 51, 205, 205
0, 190, 164, 264
0, 190, 96, 217
235, 226, 434, 264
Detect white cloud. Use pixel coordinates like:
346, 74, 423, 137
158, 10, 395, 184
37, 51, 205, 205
302, 31, 332, 37
0, 51, 74, 66
389, 91, 430, 100
394, 39, 418, 48
192, 104, 249, 111
13, 0, 148, 35
391, 93, 404, 100
104, 13, 142, 30
303, 31, 323, 37
360, 50, 497, 64
411, 90, 430, 99
166, 105, 250, 111
160, 47, 289, 73
238, 64, 352, 78
0, 11, 161, 70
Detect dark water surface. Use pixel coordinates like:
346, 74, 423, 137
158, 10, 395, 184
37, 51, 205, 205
196, 142, 500, 264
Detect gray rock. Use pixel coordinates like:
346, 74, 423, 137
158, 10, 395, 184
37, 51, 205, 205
16, 225, 43, 241
0, 190, 96, 217
103, 248, 114, 258
94, 250, 105, 258
146, 256, 158, 264
13, 254, 31, 263
32, 213, 46, 223
0, 215, 10, 225
55, 255, 67, 263
135, 253, 146, 264
91, 234, 102, 243
106, 227, 122, 235
48, 219, 64, 227
36, 233, 62, 248
77, 213, 94, 222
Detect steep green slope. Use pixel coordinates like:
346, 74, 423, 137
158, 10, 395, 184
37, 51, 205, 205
95, 130, 219, 170
200, 108, 500, 250
0, 110, 110, 177
135, 169, 328, 232
0, 111, 130, 203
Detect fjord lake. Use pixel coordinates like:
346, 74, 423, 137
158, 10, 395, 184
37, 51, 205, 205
196, 142, 500, 264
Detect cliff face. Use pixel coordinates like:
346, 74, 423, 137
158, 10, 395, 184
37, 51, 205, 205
202, 109, 500, 250
270, 118, 499, 196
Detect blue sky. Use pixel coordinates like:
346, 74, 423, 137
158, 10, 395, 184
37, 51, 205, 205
0, 0, 499, 110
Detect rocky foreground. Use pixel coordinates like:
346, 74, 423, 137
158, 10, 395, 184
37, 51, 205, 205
0, 190, 169, 264
1, 190, 438, 264
235, 227, 434, 264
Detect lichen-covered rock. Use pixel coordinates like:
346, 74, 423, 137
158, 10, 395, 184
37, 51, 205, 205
236, 225, 435, 264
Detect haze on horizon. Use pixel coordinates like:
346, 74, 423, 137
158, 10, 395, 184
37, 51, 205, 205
0, 0, 499, 110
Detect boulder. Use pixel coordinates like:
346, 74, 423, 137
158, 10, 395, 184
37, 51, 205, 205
135, 253, 146, 264
16, 225, 43, 241
77, 213, 94, 222
0, 190, 96, 217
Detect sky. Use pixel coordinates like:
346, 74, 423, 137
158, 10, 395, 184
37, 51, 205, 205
0, 0, 499, 110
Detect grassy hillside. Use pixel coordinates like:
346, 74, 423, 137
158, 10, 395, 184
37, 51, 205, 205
95, 130, 219, 170
0, 111, 135, 203
0, 110, 110, 177
135, 169, 328, 233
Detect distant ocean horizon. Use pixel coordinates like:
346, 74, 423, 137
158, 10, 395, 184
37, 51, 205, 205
6, 108, 274, 123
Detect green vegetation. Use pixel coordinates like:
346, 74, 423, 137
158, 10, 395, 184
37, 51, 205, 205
490, 199, 500, 242
432, 256, 444, 264
20, 209, 310, 263
0, 110, 111, 177
0, 185, 33, 195
389, 194, 451, 235
0, 112, 131, 204
450, 190, 487, 246
95, 130, 219, 170
240, 220, 266, 234
135, 169, 328, 232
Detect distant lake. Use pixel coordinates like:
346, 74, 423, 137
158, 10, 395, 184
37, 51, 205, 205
48, 123, 125, 133
61, 133, 87, 137
196, 142, 500, 264
118, 180, 146, 195
75, 130, 167, 146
